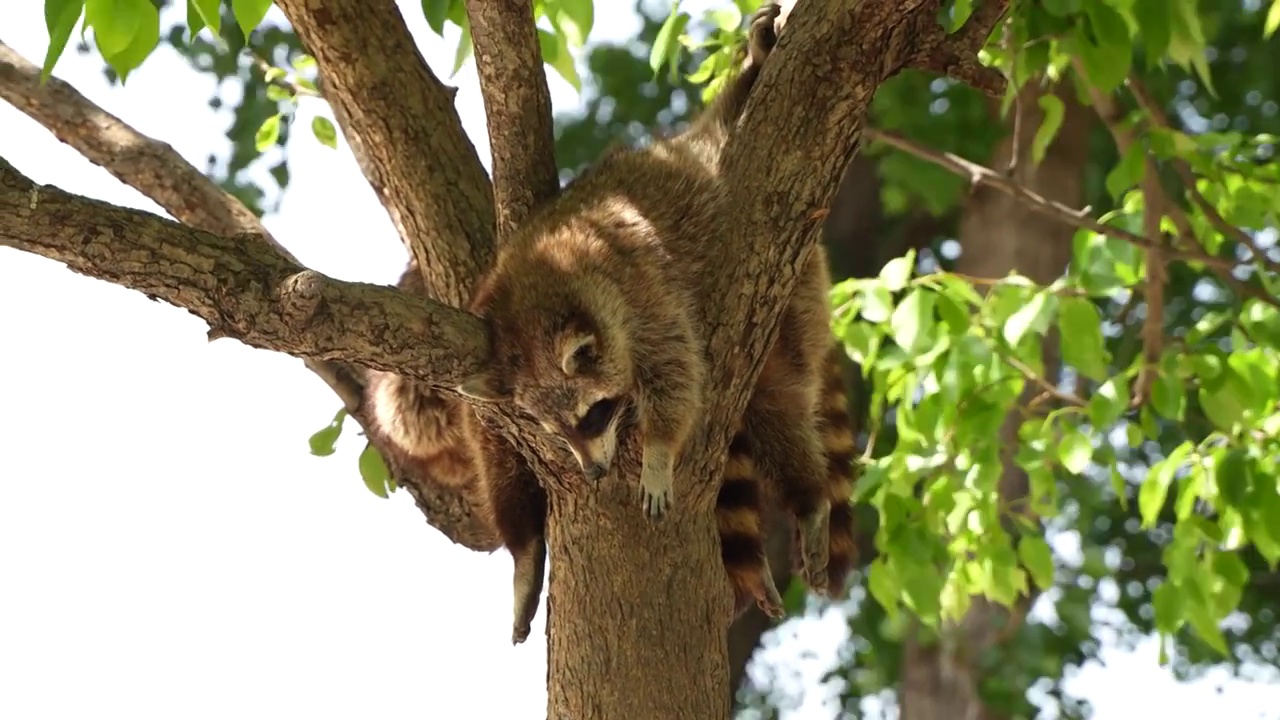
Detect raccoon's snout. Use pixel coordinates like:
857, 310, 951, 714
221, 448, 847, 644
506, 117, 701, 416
583, 461, 609, 482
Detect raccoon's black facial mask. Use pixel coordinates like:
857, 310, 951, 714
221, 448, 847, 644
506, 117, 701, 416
576, 397, 620, 439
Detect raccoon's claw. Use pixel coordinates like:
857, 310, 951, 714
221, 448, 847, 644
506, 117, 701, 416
757, 575, 785, 619
747, 3, 781, 67
640, 482, 672, 521
512, 622, 531, 646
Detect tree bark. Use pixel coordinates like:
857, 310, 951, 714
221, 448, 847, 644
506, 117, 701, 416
898, 81, 1093, 720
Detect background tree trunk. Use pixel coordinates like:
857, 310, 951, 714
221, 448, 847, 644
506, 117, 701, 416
898, 81, 1093, 720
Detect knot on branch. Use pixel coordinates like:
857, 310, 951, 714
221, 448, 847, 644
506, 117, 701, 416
279, 269, 327, 329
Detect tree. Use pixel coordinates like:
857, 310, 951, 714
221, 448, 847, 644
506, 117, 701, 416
4, 0, 1280, 719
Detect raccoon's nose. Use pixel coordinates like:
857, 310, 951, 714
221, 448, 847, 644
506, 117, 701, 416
583, 462, 608, 482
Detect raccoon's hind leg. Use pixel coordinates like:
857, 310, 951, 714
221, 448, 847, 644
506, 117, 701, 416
467, 411, 549, 645
718, 429, 784, 618
743, 397, 832, 593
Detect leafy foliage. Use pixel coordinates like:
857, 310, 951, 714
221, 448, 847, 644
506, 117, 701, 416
42, 0, 1280, 717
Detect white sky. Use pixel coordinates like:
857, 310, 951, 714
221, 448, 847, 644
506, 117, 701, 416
1, 2, 1278, 718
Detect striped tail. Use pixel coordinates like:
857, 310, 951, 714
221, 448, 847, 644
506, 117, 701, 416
718, 427, 784, 618
817, 344, 858, 595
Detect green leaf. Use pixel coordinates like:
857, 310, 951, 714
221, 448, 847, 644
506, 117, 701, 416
1151, 581, 1184, 634
650, 7, 689, 80
1150, 369, 1185, 421
358, 443, 392, 499
42, 0, 85, 83
860, 284, 895, 323
890, 289, 936, 355
1105, 142, 1145, 200
538, 27, 580, 91
308, 408, 347, 457
1031, 94, 1065, 166
555, 0, 594, 47
188, 0, 220, 39
1088, 377, 1129, 427
1018, 536, 1055, 590
255, 113, 282, 151
1267, 0, 1280, 39
1002, 290, 1056, 347
231, 0, 272, 39
311, 116, 338, 149
1133, 0, 1172, 64
451, 22, 473, 76
1215, 448, 1249, 509
94, 0, 158, 83
1058, 428, 1093, 475
879, 250, 916, 292
1057, 297, 1109, 381
1140, 442, 1191, 528
291, 54, 316, 72
85, 0, 141, 57
422, 0, 450, 35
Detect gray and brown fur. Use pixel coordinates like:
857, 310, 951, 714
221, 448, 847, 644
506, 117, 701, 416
364, 3, 837, 636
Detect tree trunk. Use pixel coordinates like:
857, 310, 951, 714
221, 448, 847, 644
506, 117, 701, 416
898, 81, 1093, 720
546, 455, 731, 718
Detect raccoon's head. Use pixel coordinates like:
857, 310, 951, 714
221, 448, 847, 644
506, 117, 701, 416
457, 309, 633, 482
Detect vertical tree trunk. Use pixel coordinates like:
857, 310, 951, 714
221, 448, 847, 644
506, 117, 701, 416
547, 470, 731, 720
898, 81, 1093, 720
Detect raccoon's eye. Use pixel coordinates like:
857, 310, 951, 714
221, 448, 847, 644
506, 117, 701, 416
576, 397, 619, 438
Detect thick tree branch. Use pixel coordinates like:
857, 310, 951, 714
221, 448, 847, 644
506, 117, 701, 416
0, 159, 487, 382
272, 0, 495, 307
0, 41, 500, 550
701, 0, 1009, 483
465, 0, 560, 237
903, 0, 1008, 96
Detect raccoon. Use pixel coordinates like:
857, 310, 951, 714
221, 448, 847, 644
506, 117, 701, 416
455, 3, 786, 525
808, 344, 859, 595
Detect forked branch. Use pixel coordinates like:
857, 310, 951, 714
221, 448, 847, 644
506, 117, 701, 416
271, 0, 495, 307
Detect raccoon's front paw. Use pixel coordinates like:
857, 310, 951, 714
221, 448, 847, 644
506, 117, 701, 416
747, 3, 781, 66
639, 465, 673, 520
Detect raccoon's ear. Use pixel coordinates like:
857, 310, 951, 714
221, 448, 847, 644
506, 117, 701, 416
456, 369, 512, 402
560, 329, 598, 376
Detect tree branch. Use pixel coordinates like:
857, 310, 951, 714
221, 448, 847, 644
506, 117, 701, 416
0, 40, 500, 550
0, 159, 487, 382
1077, 65, 1280, 312
860, 124, 1280, 311
701, 0, 1010, 480
465, 0, 560, 237
903, 0, 1008, 96
271, 0, 495, 307
1126, 75, 1280, 275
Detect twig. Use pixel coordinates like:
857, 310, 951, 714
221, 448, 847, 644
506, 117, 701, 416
248, 51, 322, 98
1136, 163, 1165, 405
863, 125, 1280, 311
1127, 75, 1280, 274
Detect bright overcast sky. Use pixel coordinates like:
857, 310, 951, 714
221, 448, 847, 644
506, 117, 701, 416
1, 2, 1278, 718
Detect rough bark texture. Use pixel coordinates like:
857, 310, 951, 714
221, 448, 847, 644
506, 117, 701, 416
0, 0, 1009, 716
0, 161, 487, 382
272, 0, 496, 308
898, 81, 1092, 720
0, 38, 501, 551
464, 0, 560, 239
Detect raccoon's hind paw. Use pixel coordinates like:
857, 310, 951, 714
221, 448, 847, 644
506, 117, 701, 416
747, 3, 781, 67
797, 502, 832, 594
756, 574, 785, 619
